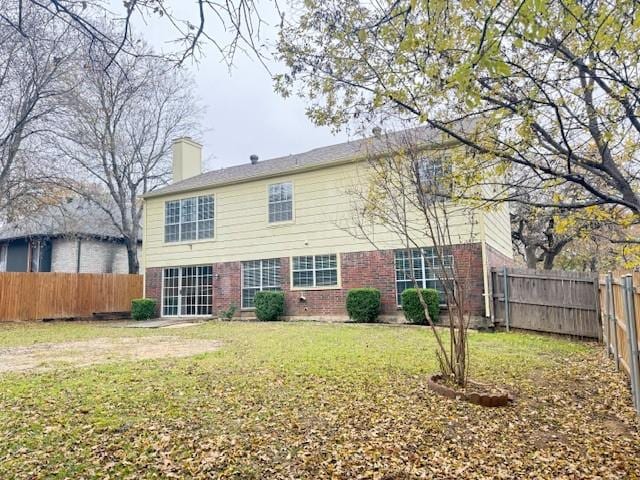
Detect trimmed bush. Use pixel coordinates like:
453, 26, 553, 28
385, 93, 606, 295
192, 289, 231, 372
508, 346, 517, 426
254, 291, 285, 321
131, 298, 157, 321
401, 288, 440, 324
346, 288, 381, 323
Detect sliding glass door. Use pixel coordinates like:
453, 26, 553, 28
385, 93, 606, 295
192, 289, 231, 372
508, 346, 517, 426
162, 266, 213, 316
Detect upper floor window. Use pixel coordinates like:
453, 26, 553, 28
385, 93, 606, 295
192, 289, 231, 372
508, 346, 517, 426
415, 157, 451, 195
292, 254, 338, 288
164, 195, 214, 242
268, 182, 293, 223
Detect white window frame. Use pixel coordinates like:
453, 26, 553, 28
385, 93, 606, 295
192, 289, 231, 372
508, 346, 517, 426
241, 259, 282, 310
267, 181, 294, 224
394, 247, 454, 306
161, 265, 213, 317
415, 156, 452, 197
290, 254, 340, 290
164, 194, 215, 243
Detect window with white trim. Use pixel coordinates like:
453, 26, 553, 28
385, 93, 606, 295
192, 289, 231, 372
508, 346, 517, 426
395, 247, 454, 305
415, 157, 452, 196
164, 195, 214, 242
241, 259, 282, 309
292, 254, 338, 288
268, 182, 293, 223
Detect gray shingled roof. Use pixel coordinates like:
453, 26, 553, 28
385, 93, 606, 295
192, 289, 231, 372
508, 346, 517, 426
144, 126, 443, 199
0, 198, 137, 242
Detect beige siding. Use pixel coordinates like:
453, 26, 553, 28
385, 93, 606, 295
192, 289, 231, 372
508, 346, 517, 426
143, 161, 500, 268
482, 202, 513, 258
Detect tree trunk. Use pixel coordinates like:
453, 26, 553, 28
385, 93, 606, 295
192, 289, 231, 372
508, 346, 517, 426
125, 237, 139, 274
525, 245, 538, 269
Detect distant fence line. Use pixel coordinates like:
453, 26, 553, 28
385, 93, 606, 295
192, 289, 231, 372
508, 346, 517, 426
600, 271, 640, 415
490, 267, 601, 339
0, 272, 142, 322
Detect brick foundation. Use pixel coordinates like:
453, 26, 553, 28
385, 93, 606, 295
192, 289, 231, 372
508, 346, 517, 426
144, 243, 494, 321
451, 243, 486, 317
144, 267, 162, 317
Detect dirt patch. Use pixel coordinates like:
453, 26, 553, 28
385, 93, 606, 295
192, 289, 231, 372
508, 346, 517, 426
0, 336, 221, 373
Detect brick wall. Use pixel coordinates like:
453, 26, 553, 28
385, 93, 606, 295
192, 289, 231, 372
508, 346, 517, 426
280, 250, 398, 319
451, 243, 485, 316
486, 244, 516, 269
51, 238, 140, 274
144, 243, 487, 320
144, 266, 163, 317
213, 261, 241, 314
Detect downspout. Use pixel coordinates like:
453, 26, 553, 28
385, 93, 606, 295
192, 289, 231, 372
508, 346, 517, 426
142, 199, 147, 298
76, 237, 82, 273
479, 213, 491, 319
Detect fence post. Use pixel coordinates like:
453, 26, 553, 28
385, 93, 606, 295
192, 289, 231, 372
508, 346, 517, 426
595, 274, 603, 342
603, 274, 611, 358
503, 266, 510, 332
608, 272, 620, 371
623, 275, 640, 413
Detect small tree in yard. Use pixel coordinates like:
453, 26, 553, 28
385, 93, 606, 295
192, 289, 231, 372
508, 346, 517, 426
346, 127, 478, 386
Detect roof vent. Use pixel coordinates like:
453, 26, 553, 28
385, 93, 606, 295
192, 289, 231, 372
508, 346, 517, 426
250, 154, 259, 165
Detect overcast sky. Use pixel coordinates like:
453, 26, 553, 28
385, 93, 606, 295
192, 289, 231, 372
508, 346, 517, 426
127, 1, 351, 171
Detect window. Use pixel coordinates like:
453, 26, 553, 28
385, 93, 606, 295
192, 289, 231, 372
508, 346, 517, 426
162, 266, 213, 316
292, 254, 338, 288
415, 157, 451, 196
395, 247, 454, 305
268, 182, 293, 223
241, 259, 282, 309
164, 195, 214, 242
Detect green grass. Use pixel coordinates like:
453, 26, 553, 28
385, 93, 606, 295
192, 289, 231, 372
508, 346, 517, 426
0, 321, 637, 479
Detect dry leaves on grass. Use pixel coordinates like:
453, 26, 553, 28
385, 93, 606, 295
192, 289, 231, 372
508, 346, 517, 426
0, 326, 638, 479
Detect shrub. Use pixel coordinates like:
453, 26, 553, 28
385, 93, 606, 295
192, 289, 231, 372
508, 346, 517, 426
346, 288, 381, 322
401, 288, 440, 324
219, 304, 237, 321
254, 291, 285, 321
131, 298, 157, 321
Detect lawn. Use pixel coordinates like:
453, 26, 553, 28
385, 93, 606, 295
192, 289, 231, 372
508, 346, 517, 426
0, 321, 638, 479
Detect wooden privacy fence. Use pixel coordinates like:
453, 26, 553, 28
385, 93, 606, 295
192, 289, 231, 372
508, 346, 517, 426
491, 267, 601, 338
0, 272, 143, 321
600, 272, 640, 415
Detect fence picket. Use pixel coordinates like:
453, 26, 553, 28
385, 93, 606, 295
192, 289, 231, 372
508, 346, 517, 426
0, 272, 143, 321
491, 267, 600, 338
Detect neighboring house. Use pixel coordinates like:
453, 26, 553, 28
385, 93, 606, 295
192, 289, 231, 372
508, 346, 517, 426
142, 130, 513, 320
0, 199, 142, 274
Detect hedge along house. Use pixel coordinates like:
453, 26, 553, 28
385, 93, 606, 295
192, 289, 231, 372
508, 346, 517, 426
141, 128, 513, 321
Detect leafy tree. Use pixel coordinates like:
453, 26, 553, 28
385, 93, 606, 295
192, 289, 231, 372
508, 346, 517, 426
276, 0, 640, 230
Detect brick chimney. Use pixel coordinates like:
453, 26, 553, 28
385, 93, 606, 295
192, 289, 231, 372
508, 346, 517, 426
172, 137, 202, 182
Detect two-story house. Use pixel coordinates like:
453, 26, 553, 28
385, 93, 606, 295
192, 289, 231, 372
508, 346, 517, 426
141, 129, 513, 321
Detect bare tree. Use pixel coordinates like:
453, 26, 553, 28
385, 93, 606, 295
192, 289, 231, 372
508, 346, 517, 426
0, 2, 76, 219
54, 44, 201, 273
3, 0, 271, 65
346, 127, 477, 386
